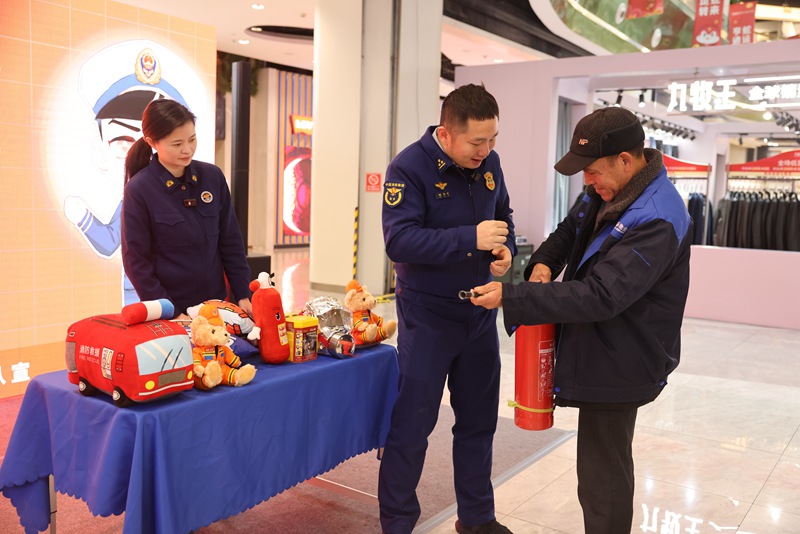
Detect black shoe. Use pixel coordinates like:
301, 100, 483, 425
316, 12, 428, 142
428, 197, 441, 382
454, 518, 513, 534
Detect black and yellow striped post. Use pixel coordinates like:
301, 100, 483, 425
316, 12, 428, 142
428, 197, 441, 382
353, 207, 359, 280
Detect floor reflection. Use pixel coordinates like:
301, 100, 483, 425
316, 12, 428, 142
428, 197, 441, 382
270, 246, 800, 534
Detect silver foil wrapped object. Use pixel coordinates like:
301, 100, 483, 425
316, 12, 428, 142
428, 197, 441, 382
303, 296, 356, 358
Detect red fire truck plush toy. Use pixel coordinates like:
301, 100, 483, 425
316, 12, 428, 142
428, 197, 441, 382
65, 299, 195, 407
247, 272, 290, 364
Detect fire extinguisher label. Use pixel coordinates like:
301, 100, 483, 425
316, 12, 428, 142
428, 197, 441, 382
537, 340, 554, 402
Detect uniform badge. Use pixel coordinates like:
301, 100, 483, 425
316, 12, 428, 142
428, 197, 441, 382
135, 48, 162, 85
484, 172, 495, 191
434, 181, 447, 190
201, 191, 213, 203
191, 175, 198, 182
437, 159, 445, 170
165, 179, 174, 188
384, 182, 405, 207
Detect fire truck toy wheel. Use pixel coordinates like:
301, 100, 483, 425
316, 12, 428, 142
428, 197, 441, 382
112, 387, 133, 408
78, 377, 98, 396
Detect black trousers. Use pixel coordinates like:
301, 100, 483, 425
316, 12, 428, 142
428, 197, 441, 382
576, 406, 638, 534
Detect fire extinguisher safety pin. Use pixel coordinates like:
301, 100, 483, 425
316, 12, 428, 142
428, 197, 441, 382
458, 290, 482, 300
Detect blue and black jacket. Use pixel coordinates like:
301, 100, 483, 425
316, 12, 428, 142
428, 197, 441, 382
502, 149, 692, 404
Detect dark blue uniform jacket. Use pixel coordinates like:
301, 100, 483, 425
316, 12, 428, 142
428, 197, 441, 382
502, 150, 691, 404
382, 126, 516, 306
121, 156, 251, 316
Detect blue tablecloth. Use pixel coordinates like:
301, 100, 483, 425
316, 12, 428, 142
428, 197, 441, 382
0, 344, 399, 534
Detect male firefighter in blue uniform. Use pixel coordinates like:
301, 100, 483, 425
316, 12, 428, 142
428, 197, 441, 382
471, 107, 692, 534
379, 84, 516, 534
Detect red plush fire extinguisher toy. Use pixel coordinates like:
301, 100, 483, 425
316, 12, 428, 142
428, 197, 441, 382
247, 272, 290, 364
509, 324, 556, 430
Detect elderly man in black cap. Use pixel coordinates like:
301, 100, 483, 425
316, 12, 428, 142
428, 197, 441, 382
469, 107, 692, 534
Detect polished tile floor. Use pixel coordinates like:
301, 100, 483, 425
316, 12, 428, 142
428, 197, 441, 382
275, 246, 800, 534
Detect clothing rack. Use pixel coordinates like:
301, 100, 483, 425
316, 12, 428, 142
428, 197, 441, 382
727, 176, 800, 194
663, 154, 711, 197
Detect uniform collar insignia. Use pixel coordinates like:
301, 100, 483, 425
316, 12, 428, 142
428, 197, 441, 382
434, 181, 447, 190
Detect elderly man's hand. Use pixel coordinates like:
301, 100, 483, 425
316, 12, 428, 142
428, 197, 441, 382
469, 281, 503, 310
529, 263, 552, 283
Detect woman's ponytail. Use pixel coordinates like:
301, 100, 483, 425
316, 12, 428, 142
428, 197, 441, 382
124, 137, 152, 185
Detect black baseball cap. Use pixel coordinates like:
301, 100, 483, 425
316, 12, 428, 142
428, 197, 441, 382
555, 107, 645, 176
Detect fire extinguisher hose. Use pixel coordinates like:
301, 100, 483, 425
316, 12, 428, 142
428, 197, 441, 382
507, 400, 554, 413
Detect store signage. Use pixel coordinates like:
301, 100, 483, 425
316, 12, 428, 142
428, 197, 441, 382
667, 78, 800, 112
663, 154, 711, 175
729, 2, 757, 45
667, 79, 737, 112
729, 149, 800, 176
291, 115, 313, 135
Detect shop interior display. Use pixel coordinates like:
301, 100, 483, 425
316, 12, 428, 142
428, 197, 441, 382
714, 149, 800, 251
64, 299, 195, 407
664, 154, 712, 245
190, 303, 257, 390
247, 271, 291, 364
343, 279, 398, 346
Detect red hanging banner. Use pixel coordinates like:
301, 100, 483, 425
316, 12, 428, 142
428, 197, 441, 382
729, 150, 800, 177
692, 0, 724, 47
663, 154, 711, 177
625, 0, 664, 19
728, 2, 757, 45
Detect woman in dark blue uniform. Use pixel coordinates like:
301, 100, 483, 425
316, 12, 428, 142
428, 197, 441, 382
121, 99, 251, 319
379, 84, 517, 534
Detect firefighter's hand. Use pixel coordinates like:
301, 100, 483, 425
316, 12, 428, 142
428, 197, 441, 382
238, 298, 253, 316
490, 245, 511, 277
476, 220, 508, 251
470, 281, 502, 310
528, 263, 552, 283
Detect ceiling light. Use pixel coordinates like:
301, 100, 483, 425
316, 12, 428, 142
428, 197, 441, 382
742, 74, 800, 84
238, 39, 250, 45
615, 90, 623, 107
493, 58, 504, 63
763, 111, 773, 120
638, 90, 646, 108
251, 3, 265, 10
763, 137, 769, 143
250, 26, 263, 32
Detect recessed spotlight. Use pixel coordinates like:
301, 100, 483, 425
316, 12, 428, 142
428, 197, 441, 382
251, 3, 265, 10
238, 39, 250, 45
493, 58, 504, 63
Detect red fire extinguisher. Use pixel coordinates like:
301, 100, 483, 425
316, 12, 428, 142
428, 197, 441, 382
510, 324, 555, 430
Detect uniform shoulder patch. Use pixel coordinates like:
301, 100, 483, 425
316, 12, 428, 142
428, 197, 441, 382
384, 181, 405, 207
